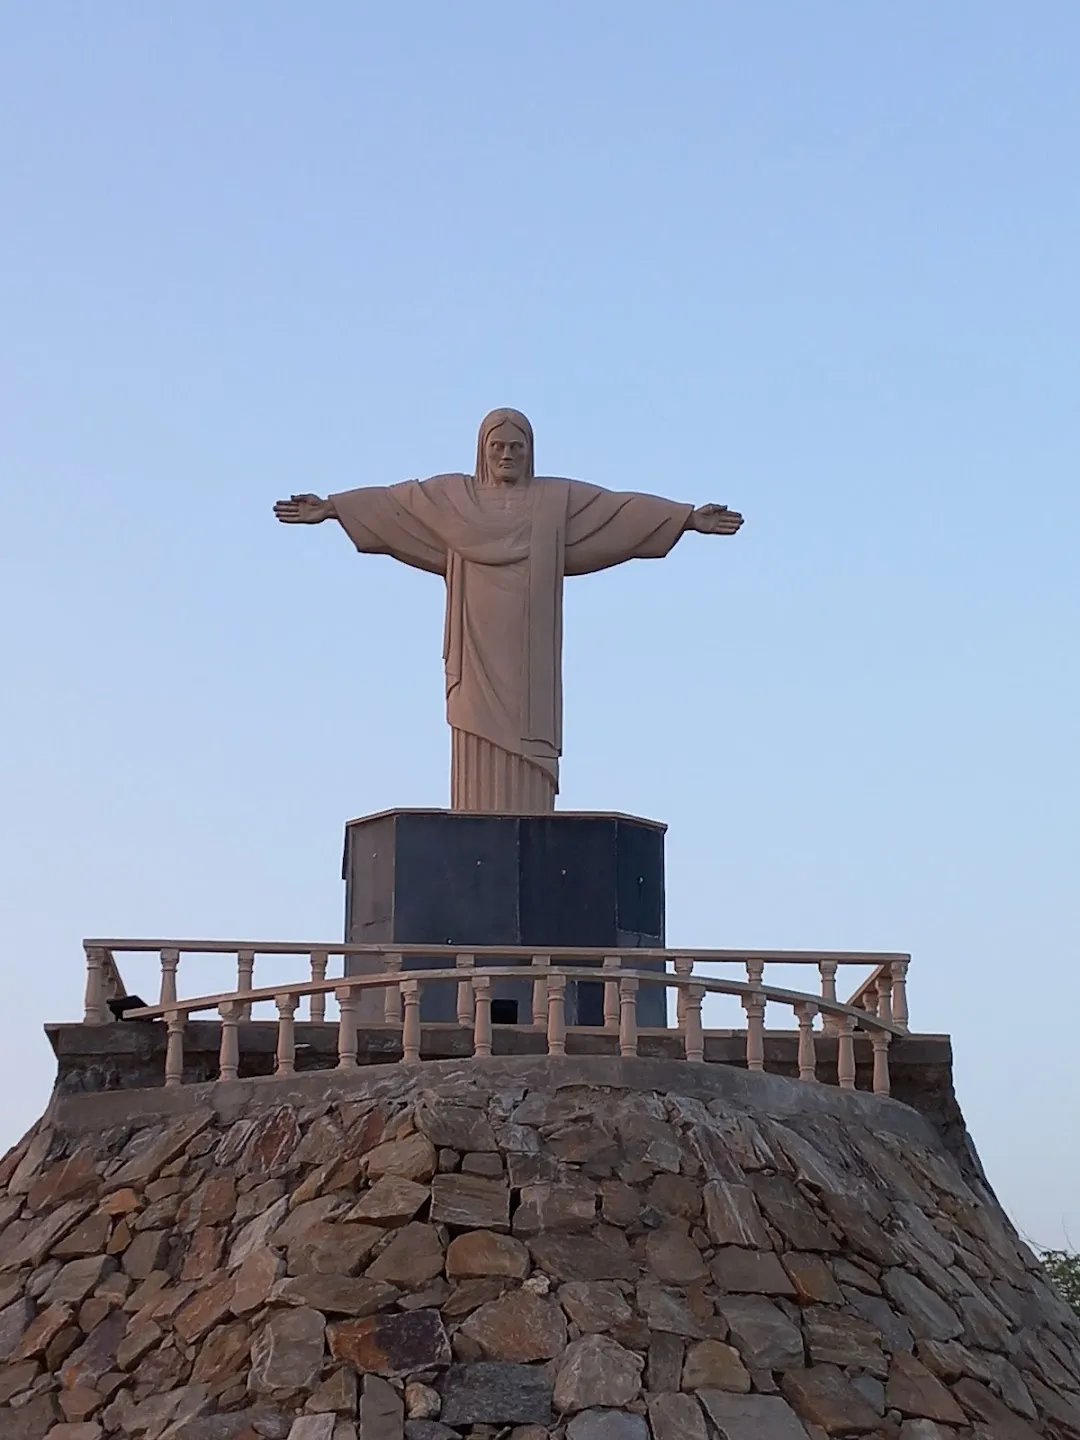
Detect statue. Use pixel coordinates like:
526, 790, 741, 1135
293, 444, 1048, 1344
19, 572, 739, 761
275, 408, 742, 812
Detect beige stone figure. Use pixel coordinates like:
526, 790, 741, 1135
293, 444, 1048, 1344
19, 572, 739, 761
274, 409, 742, 811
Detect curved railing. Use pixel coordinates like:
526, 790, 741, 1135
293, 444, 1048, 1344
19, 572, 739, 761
82, 939, 911, 1028
81, 941, 911, 1099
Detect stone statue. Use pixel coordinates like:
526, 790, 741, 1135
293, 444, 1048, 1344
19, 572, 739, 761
274, 408, 742, 811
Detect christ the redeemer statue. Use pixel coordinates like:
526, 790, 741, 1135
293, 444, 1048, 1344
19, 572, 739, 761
275, 408, 742, 812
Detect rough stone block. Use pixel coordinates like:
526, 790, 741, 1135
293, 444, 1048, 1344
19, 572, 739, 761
513, 1181, 597, 1235
346, 1178, 429, 1227
645, 1229, 709, 1286
363, 1136, 438, 1184
366, 1224, 445, 1289
305, 1367, 358, 1417
415, 1100, 499, 1153
404, 1424, 456, 1440
249, 1308, 326, 1395
637, 1284, 707, 1339
288, 1417, 336, 1440
270, 1274, 398, 1317
358, 1374, 404, 1440
709, 1247, 796, 1297
885, 1351, 966, 1424
446, 1230, 529, 1280
781, 1253, 844, 1306
559, 1282, 632, 1334
460, 1290, 567, 1362
646, 1331, 685, 1393
751, 1176, 837, 1252
715, 1296, 803, 1371
681, 1339, 751, 1393
0, 1298, 36, 1360
51, 1214, 112, 1259
881, 1270, 963, 1342
779, 1365, 882, 1433
567, 1410, 649, 1440
528, 1234, 636, 1283
647, 1393, 708, 1440
702, 1183, 770, 1250
553, 1334, 644, 1413
803, 1308, 887, 1377
403, 1380, 440, 1419
429, 1174, 510, 1231
228, 1197, 290, 1269
697, 1390, 814, 1440
329, 1311, 450, 1379
439, 1362, 554, 1426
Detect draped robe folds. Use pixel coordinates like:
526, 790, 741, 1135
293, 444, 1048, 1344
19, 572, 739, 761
330, 473, 694, 812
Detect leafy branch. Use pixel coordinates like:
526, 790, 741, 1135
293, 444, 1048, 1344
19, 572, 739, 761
1042, 1249, 1080, 1317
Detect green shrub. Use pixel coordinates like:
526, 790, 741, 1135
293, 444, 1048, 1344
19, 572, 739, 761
1042, 1249, 1080, 1317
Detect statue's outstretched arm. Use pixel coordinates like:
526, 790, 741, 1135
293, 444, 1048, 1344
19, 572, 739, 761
274, 493, 336, 525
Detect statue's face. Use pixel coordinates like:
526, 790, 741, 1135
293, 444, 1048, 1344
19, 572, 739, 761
484, 421, 529, 484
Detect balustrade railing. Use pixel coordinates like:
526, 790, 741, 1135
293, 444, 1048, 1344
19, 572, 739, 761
79, 940, 912, 1099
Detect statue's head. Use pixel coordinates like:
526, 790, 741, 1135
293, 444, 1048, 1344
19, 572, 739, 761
476, 408, 534, 486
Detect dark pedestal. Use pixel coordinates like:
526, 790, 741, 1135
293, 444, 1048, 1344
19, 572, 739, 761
342, 809, 667, 1026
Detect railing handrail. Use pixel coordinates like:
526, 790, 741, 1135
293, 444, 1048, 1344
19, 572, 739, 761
85, 938, 909, 965
118, 964, 907, 1038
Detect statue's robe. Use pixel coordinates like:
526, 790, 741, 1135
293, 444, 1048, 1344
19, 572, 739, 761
331, 473, 693, 811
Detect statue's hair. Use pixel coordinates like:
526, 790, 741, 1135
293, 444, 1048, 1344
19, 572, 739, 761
475, 408, 534, 485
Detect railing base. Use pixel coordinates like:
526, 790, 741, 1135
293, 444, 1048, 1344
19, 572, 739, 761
45, 1018, 950, 1110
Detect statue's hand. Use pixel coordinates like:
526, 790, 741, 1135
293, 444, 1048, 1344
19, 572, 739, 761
690, 504, 743, 535
273, 493, 335, 525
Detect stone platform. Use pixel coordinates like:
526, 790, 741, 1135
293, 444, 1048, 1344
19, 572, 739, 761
5, 1055, 1077, 1438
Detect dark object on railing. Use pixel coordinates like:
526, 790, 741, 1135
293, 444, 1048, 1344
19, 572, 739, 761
108, 995, 155, 1022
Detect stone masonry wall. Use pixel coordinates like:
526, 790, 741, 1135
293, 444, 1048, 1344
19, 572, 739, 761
0, 1057, 1078, 1440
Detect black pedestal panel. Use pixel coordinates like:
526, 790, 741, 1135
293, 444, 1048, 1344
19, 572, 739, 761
342, 810, 667, 1026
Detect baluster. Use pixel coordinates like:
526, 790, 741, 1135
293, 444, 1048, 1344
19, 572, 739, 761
236, 950, 254, 1021
218, 1001, 240, 1082
684, 983, 705, 1063
618, 977, 639, 1058
891, 959, 909, 1031
531, 955, 549, 1028
818, 960, 838, 1035
546, 974, 567, 1056
382, 952, 403, 1024
401, 979, 422, 1064
335, 985, 358, 1069
742, 991, 766, 1073
275, 993, 298, 1076
837, 1016, 856, 1090
795, 1001, 818, 1083
603, 956, 620, 1031
164, 1011, 185, 1088
101, 950, 121, 1012
456, 953, 475, 1027
309, 951, 328, 1023
875, 969, 893, 1027
472, 974, 493, 1058
871, 1028, 891, 1097
83, 946, 107, 1026
159, 948, 180, 1008
674, 955, 693, 1027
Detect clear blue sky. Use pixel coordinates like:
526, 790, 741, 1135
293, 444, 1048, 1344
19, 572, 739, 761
2, 4, 1077, 1245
